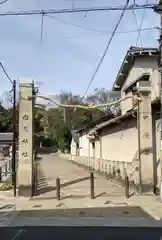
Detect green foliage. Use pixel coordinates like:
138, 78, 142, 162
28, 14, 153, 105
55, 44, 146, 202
55, 123, 72, 152
0, 104, 17, 133
0, 88, 116, 152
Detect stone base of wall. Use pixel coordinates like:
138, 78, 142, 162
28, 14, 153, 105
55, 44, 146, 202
59, 153, 71, 160
60, 154, 139, 185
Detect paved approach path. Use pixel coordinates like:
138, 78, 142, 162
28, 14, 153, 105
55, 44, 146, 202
0, 154, 162, 227
36, 154, 127, 199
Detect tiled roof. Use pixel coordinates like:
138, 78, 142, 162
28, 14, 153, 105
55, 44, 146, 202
75, 113, 114, 133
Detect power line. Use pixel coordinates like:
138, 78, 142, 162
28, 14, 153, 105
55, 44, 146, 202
46, 14, 106, 33
0, 62, 13, 84
135, 0, 147, 46
40, 13, 44, 50
81, 0, 130, 99
132, 9, 143, 46
0, 0, 8, 4
68, 27, 159, 39
47, 14, 158, 35
0, 4, 155, 17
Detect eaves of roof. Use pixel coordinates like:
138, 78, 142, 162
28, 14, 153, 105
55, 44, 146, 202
89, 99, 160, 135
75, 113, 114, 134
112, 46, 159, 91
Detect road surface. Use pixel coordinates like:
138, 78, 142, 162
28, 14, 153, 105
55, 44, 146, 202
1, 226, 162, 239
36, 154, 127, 199
0, 154, 161, 228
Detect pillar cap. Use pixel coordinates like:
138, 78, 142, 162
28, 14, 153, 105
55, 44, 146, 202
19, 80, 34, 87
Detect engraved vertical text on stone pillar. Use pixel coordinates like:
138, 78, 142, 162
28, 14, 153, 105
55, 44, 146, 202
18, 81, 34, 197
138, 82, 153, 186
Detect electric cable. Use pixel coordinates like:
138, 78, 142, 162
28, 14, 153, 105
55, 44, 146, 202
81, 0, 130, 100
0, 4, 155, 17
0, 62, 13, 84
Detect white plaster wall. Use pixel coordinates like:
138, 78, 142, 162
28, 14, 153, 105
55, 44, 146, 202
79, 134, 89, 157
95, 139, 101, 159
89, 141, 93, 158
120, 91, 134, 115
120, 57, 160, 115
74, 121, 138, 164
70, 138, 76, 155
123, 57, 158, 89
101, 120, 138, 162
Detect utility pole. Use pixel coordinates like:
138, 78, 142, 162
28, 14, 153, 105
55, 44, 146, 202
12, 80, 16, 197
63, 107, 67, 123
63, 100, 67, 124
154, 1, 162, 200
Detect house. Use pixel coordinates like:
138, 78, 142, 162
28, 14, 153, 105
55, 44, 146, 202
0, 133, 13, 145
112, 46, 160, 114
70, 46, 161, 192
0, 133, 13, 157
71, 113, 115, 157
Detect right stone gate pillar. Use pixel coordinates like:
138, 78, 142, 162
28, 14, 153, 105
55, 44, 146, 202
137, 81, 153, 192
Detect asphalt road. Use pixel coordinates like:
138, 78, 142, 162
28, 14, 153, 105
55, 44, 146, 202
1, 227, 162, 240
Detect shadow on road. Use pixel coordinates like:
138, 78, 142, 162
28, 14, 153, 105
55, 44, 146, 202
36, 175, 90, 197
36, 147, 57, 155
2, 226, 162, 240
0, 206, 155, 219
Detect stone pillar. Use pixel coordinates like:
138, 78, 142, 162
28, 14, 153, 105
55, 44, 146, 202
17, 82, 34, 197
137, 81, 153, 190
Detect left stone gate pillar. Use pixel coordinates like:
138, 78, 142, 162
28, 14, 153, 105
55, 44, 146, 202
17, 81, 34, 197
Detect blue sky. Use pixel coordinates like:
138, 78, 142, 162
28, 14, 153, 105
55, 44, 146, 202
0, 0, 159, 97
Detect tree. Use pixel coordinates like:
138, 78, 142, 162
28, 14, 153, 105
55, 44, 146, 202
86, 88, 121, 116
0, 87, 118, 152
38, 91, 105, 151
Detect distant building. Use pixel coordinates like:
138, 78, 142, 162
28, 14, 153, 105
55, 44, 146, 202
0, 133, 13, 157
0, 133, 13, 146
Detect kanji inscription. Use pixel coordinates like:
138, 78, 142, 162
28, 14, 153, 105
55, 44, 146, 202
143, 132, 149, 139
22, 152, 28, 157
22, 114, 29, 120
143, 115, 149, 120
24, 126, 28, 132
22, 139, 28, 145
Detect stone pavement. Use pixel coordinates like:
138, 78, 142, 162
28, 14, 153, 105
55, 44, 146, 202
36, 154, 128, 199
0, 198, 28, 227
0, 154, 162, 227
0, 194, 161, 227
0, 192, 161, 226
